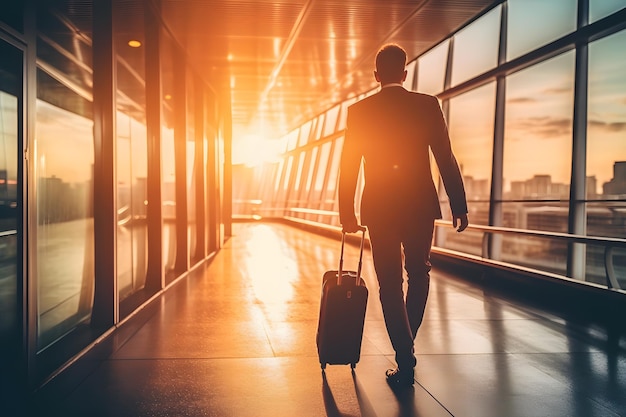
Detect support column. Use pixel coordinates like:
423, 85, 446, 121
91, 0, 117, 327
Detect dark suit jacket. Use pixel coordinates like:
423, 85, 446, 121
338, 86, 467, 227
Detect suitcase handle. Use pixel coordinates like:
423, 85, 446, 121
338, 229, 366, 286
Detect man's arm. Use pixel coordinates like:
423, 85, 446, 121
338, 109, 363, 233
427, 96, 469, 230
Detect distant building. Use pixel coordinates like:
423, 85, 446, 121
586, 176, 598, 198
509, 174, 569, 199
603, 161, 626, 196
463, 175, 490, 200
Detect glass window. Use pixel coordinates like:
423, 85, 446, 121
186, 70, 197, 263
448, 83, 496, 205
314, 142, 332, 192
1, 2, 23, 33
35, 3, 95, 349
115, 1, 148, 303
275, 155, 294, 212
590, 0, 626, 23
36, 7, 93, 103
161, 31, 177, 279
281, 155, 294, 192
587, 30, 626, 201
586, 30, 626, 286
116, 112, 148, 301
322, 137, 344, 210
451, 6, 501, 86
436, 84, 496, 256
322, 105, 340, 137
417, 40, 449, 95
298, 120, 312, 147
503, 51, 575, 204
292, 150, 312, 206
304, 147, 318, 196
337, 97, 358, 131
507, 0, 577, 61
203, 91, 218, 252
0, 41, 21, 372
273, 158, 284, 193
313, 114, 325, 141
293, 151, 306, 194
311, 142, 332, 208
404, 60, 417, 91
499, 218, 569, 275
585, 201, 626, 287
286, 129, 299, 151
35, 73, 94, 348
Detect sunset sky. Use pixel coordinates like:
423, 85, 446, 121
3, 2, 623, 198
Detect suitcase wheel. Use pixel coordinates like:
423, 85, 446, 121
350, 363, 356, 369
321, 363, 327, 370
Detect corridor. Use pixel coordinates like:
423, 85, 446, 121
30, 222, 626, 416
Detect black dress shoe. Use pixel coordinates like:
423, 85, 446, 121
385, 368, 414, 388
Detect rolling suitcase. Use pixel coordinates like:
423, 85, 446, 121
316, 230, 368, 370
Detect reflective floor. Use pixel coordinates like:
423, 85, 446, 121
31, 223, 626, 416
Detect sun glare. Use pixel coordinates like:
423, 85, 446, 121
242, 225, 298, 309
233, 133, 284, 167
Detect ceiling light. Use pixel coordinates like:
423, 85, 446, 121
128, 40, 142, 48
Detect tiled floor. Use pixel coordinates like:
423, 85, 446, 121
31, 223, 626, 416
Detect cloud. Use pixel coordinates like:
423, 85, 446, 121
510, 116, 571, 138
508, 97, 536, 104
542, 87, 571, 95
589, 119, 626, 132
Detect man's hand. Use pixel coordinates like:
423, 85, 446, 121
453, 213, 469, 232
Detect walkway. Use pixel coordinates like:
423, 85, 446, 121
32, 222, 626, 416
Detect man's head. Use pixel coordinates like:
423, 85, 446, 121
374, 44, 407, 85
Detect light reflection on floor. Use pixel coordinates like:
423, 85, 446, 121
37, 222, 626, 417
240, 224, 298, 309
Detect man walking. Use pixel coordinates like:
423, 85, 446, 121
339, 43, 469, 388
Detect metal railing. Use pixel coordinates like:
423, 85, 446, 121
233, 201, 626, 292
434, 220, 626, 290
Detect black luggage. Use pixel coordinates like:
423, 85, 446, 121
316, 230, 368, 370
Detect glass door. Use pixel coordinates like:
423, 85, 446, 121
0, 38, 23, 401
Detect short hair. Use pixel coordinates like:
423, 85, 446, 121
375, 44, 407, 83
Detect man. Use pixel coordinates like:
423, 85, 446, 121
339, 43, 469, 388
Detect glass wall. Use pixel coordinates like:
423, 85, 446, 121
186, 70, 198, 264
35, 5, 95, 348
322, 137, 342, 214
417, 40, 449, 95
35, 76, 95, 348
404, 59, 417, 91
450, 5, 500, 87
503, 52, 575, 205
204, 91, 219, 253
590, 0, 626, 22
507, 0, 577, 61
500, 51, 575, 274
16, 0, 226, 390
0, 40, 21, 389
1, 3, 23, 33
161, 30, 178, 280
233, 1, 626, 294
439, 83, 497, 255
586, 29, 626, 286
115, 0, 148, 303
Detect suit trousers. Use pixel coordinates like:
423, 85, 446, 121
367, 218, 435, 370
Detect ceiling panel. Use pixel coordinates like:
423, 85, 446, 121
159, 0, 497, 141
